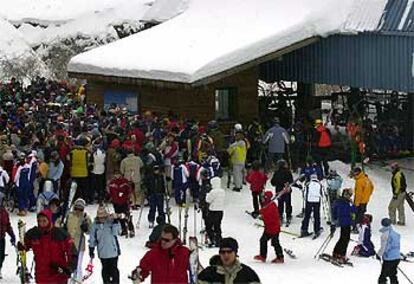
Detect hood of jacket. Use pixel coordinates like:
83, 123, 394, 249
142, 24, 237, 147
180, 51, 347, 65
210, 177, 221, 189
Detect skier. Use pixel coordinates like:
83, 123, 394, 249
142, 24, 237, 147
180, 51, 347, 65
36, 180, 59, 213
68, 139, 90, 203
27, 151, 39, 211
312, 118, 332, 176
263, 117, 290, 167
198, 237, 261, 283
145, 165, 166, 228
300, 173, 323, 238
326, 170, 343, 210
145, 215, 166, 248
246, 160, 268, 217
352, 167, 374, 232
88, 205, 122, 284
227, 131, 247, 192
271, 159, 293, 225
377, 218, 401, 284
107, 170, 134, 237
120, 148, 144, 210
300, 156, 323, 182
91, 140, 106, 203
170, 159, 189, 206
186, 159, 201, 203
66, 198, 92, 281
131, 224, 190, 283
47, 151, 64, 195
13, 153, 31, 216
351, 213, 375, 257
331, 188, 356, 262
0, 192, 16, 279
388, 162, 406, 226
254, 191, 284, 264
17, 209, 77, 284
205, 177, 225, 247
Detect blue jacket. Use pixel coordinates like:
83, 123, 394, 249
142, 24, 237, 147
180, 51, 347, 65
89, 219, 121, 259
264, 124, 289, 154
379, 226, 400, 261
326, 175, 343, 192
301, 166, 323, 181
332, 198, 356, 227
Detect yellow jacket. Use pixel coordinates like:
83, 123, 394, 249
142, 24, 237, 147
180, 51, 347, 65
38, 162, 49, 179
66, 211, 92, 251
354, 172, 374, 206
70, 147, 89, 178
227, 140, 247, 165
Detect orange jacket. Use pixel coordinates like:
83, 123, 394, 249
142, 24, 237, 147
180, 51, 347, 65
353, 172, 374, 206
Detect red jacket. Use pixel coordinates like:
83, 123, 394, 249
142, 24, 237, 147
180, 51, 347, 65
260, 201, 281, 235
0, 208, 14, 240
315, 125, 332, 148
128, 128, 145, 146
25, 210, 77, 284
246, 171, 268, 193
139, 239, 190, 284
108, 176, 132, 205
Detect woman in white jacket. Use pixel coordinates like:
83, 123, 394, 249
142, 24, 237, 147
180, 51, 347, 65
205, 177, 225, 247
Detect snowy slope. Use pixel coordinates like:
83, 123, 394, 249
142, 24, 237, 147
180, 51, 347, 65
1, 159, 413, 283
68, 0, 388, 83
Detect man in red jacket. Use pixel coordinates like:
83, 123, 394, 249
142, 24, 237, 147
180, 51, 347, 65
131, 224, 190, 284
254, 191, 284, 263
108, 170, 134, 237
313, 119, 332, 177
17, 209, 77, 284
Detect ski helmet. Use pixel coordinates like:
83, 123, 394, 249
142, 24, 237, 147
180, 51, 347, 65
234, 123, 242, 131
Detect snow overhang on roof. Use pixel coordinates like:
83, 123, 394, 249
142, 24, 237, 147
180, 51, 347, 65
68, 0, 388, 85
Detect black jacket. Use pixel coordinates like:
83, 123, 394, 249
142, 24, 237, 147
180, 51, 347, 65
271, 169, 293, 193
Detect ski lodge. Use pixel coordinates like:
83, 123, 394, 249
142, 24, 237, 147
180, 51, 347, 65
68, 0, 414, 128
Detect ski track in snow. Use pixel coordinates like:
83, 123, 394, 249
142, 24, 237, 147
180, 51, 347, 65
2, 159, 413, 283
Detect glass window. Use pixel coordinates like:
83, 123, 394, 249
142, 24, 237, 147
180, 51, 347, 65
215, 88, 236, 120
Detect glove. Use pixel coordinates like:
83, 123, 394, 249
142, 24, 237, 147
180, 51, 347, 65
10, 235, 16, 246
17, 241, 25, 251
50, 262, 72, 276
89, 247, 95, 259
80, 221, 89, 233
130, 267, 142, 283
330, 225, 336, 236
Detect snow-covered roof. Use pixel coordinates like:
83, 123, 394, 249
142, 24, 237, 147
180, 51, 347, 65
68, 0, 388, 85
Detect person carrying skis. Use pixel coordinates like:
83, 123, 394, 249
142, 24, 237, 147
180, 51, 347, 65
246, 160, 268, 217
254, 191, 284, 264
88, 205, 122, 284
198, 237, 261, 284
0, 192, 15, 279
377, 218, 401, 284
388, 162, 406, 226
17, 209, 77, 284
205, 177, 225, 247
352, 167, 374, 232
351, 213, 375, 257
36, 180, 58, 213
145, 165, 166, 228
330, 188, 356, 263
107, 169, 134, 237
66, 198, 92, 281
300, 173, 323, 238
131, 224, 190, 284
271, 159, 293, 225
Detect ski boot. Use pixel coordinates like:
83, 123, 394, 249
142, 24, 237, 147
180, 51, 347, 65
299, 231, 312, 238
271, 257, 284, 264
129, 230, 135, 238
254, 255, 266, 262
286, 216, 292, 227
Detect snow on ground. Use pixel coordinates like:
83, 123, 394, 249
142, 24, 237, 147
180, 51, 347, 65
1, 159, 413, 283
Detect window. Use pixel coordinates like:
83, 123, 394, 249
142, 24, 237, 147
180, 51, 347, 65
215, 88, 237, 120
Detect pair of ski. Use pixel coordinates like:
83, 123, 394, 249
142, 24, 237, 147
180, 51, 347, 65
401, 252, 414, 263
319, 253, 353, 268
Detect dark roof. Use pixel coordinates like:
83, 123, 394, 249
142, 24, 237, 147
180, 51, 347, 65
379, 0, 414, 33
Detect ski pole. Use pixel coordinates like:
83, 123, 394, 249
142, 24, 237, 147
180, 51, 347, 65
314, 234, 332, 259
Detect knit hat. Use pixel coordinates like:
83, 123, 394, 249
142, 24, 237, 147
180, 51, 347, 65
381, 218, 392, 227
219, 237, 238, 253
263, 191, 273, 203
73, 198, 86, 210
96, 205, 109, 218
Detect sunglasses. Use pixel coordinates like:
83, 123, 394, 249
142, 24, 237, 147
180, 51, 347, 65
74, 207, 84, 211
161, 237, 174, 243
219, 249, 234, 255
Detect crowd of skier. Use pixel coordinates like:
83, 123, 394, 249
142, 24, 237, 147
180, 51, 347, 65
0, 77, 412, 284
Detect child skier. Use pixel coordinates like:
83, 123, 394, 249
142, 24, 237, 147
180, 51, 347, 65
0, 192, 16, 279
205, 177, 225, 247
36, 180, 58, 213
254, 191, 284, 263
108, 170, 134, 237
300, 173, 323, 238
246, 161, 268, 217
331, 188, 356, 262
351, 213, 375, 257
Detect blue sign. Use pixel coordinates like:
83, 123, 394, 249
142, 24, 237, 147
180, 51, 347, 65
104, 90, 138, 113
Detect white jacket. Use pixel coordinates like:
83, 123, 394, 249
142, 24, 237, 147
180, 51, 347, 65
206, 177, 225, 211
92, 149, 106, 175
306, 179, 322, 203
